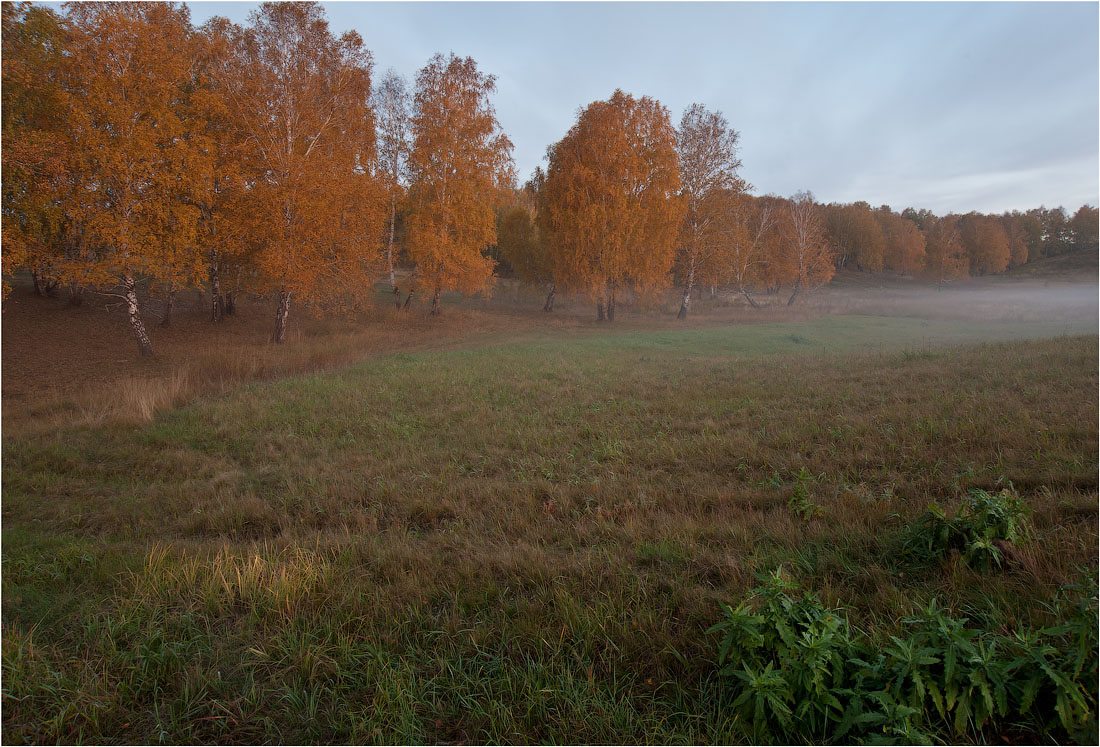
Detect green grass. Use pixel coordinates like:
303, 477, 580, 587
3, 315, 1097, 743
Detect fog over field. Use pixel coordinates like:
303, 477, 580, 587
825, 278, 1098, 325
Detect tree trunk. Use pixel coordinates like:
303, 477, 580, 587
607, 290, 616, 322
429, 286, 442, 316
67, 284, 85, 307
402, 289, 414, 311
160, 291, 175, 328
677, 268, 695, 320
387, 198, 397, 292
226, 267, 242, 315
123, 274, 154, 356
393, 285, 401, 309
739, 286, 760, 308
787, 283, 801, 306
543, 283, 556, 312
210, 255, 222, 322
44, 278, 59, 297
271, 289, 291, 343
31, 268, 44, 297
596, 297, 606, 322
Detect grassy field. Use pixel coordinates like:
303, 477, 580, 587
2, 312, 1097, 743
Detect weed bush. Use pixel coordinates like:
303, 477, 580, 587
788, 466, 823, 520
895, 488, 1032, 569
710, 569, 1098, 744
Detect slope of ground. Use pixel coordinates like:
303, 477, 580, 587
2, 319, 1096, 743
3, 263, 1095, 434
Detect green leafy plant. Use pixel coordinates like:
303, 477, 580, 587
788, 466, 823, 520
895, 487, 1032, 569
710, 570, 1098, 744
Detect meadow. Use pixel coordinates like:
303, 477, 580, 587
2, 268, 1098, 744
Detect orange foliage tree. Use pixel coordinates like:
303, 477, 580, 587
503, 167, 561, 311
214, 2, 382, 342
1000, 211, 1037, 267
195, 17, 256, 323
406, 53, 514, 316
62, 1, 210, 356
825, 202, 885, 272
542, 90, 684, 321
496, 199, 555, 309
1069, 205, 1099, 252
674, 103, 746, 318
877, 208, 926, 274
777, 191, 835, 306
727, 194, 782, 307
960, 213, 1010, 275
923, 214, 969, 287
1, 2, 69, 300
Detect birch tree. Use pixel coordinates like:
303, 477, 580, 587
923, 214, 968, 288
373, 68, 412, 296
1, 2, 69, 300
779, 191, 835, 306
214, 1, 383, 343
63, 1, 210, 356
877, 208, 926, 274
543, 90, 683, 321
960, 214, 1010, 276
825, 202, 885, 272
406, 53, 514, 316
727, 194, 781, 307
674, 103, 745, 318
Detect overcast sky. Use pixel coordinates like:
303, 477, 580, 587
177, 2, 1095, 213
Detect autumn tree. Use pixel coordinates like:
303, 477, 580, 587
876, 208, 926, 274
193, 17, 257, 323
543, 90, 683, 321
495, 171, 557, 310
726, 194, 780, 307
777, 191, 834, 305
674, 103, 746, 318
373, 68, 412, 295
502, 167, 562, 311
900, 207, 934, 231
214, 2, 383, 342
825, 202, 884, 272
405, 53, 514, 316
60, 2, 210, 356
2, 2, 69, 299
1001, 211, 1039, 267
960, 213, 1010, 275
922, 214, 968, 287
1069, 205, 1098, 252
1030, 206, 1071, 257
496, 202, 553, 305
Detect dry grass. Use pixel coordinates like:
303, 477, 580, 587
2, 260, 1096, 742
2, 315, 1096, 743
4, 259, 1094, 434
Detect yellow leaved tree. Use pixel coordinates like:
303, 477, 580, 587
542, 90, 684, 321
675, 103, 747, 318
63, 1, 210, 355
1, 2, 69, 300
777, 191, 835, 306
406, 53, 515, 316
213, 2, 383, 342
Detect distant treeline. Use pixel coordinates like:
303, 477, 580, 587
3, 2, 1097, 356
